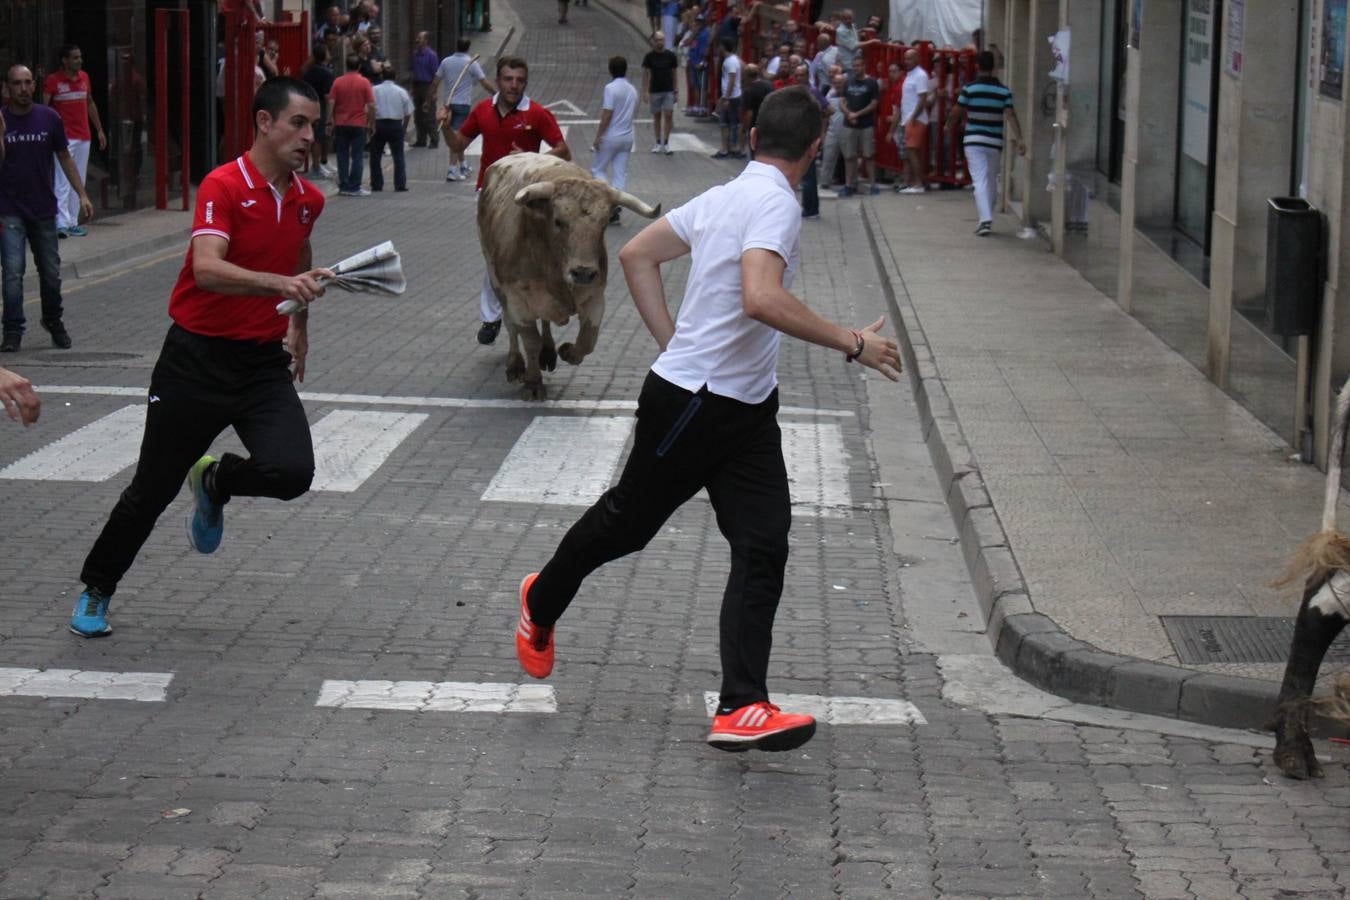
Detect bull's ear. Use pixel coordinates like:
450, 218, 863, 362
514, 181, 555, 211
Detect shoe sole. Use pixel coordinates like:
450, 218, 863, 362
69, 624, 112, 638
707, 720, 816, 753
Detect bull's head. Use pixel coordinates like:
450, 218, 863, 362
514, 179, 662, 286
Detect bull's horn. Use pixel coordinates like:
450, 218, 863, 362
515, 182, 555, 205
612, 189, 661, 219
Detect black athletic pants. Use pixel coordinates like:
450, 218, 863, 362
80, 324, 314, 594
529, 371, 791, 709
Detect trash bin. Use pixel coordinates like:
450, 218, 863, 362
1265, 197, 1323, 337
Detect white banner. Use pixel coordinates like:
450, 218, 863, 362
887, 0, 982, 48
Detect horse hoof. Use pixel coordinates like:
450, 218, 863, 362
524, 381, 546, 400
540, 344, 558, 372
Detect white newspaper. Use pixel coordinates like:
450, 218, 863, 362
276, 240, 406, 315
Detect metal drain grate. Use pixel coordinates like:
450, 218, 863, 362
1161, 616, 1350, 665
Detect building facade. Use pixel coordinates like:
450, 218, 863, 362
988, 0, 1350, 467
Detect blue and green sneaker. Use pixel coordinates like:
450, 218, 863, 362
185, 455, 224, 554
69, 588, 112, 637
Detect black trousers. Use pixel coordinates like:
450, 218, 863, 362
80, 324, 314, 594
368, 119, 407, 191
411, 82, 436, 146
530, 371, 791, 709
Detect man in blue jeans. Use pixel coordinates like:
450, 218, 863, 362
328, 57, 374, 196
0, 64, 93, 353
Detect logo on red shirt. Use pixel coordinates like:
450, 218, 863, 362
299, 204, 313, 226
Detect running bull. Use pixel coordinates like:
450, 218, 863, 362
477, 153, 661, 398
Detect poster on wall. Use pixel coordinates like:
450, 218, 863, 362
1224, 0, 1244, 77
1182, 0, 1214, 163
1129, 0, 1142, 48
1321, 0, 1346, 99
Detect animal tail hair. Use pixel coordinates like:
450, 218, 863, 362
1314, 673, 1350, 726
1276, 376, 1350, 589
1272, 529, 1350, 589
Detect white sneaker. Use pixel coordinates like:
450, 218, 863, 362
446, 168, 463, 182
355, 188, 372, 197
900, 186, 926, 194
651, 143, 663, 153
460, 163, 472, 176
663, 142, 674, 155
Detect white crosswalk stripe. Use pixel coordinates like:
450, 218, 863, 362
0, 666, 173, 702
703, 691, 927, 725
482, 415, 635, 505
0, 407, 425, 492
482, 416, 856, 515
781, 422, 853, 517
0, 405, 144, 482
317, 680, 557, 712
309, 409, 427, 492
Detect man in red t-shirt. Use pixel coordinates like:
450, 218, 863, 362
42, 44, 106, 237
444, 56, 571, 344
328, 58, 376, 195
70, 77, 334, 639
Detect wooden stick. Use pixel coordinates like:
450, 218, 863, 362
444, 54, 482, 110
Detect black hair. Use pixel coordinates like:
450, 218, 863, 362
252, 76, 320, 122
457, 37, 472, 52
976, 50, 996, 72
753, 86, 822, 162
720, 37, 737, 54
497, 55, 528, 76
312, 44, 331, 64
609, 55, 627, 78
59, 44, 80, 62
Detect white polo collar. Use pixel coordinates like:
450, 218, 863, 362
491, 93, 531, 112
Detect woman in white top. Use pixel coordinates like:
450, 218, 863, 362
514, 87, 901, 754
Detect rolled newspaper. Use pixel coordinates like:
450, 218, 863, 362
276, 240, 406, 315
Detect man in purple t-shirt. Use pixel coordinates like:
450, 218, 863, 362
0, 64, 93, 353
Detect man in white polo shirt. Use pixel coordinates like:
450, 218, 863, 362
512, 87, 901, 754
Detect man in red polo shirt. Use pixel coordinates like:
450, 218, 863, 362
43, 44, 106, 237
444, 56, 571, 344
70, 77, 334, 638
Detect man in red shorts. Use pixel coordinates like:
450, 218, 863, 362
444, 56, 572, 345
897, 48, 932, 193
70, 77, 334, 638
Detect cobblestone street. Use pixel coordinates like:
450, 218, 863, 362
0, 1, 1347, 897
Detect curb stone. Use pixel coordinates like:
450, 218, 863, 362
858, 201, 1285, 733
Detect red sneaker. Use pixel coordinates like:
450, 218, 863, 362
514, 572, 554, 679
707, 701, 816, 752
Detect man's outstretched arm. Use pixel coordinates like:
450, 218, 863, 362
741, 248, 901, 379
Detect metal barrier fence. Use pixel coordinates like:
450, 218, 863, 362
682, 6, 977, 188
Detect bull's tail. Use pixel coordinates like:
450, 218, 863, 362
1275, 377, 1350, 589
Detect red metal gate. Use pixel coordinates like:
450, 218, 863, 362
220, 0, 310, 162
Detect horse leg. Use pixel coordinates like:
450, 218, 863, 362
1272, 574, 1349, 779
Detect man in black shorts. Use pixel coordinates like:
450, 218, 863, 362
641, 31, 679, 154
69, 77, 334, 638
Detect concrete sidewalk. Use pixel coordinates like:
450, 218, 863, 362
864, 188, 1346, 731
